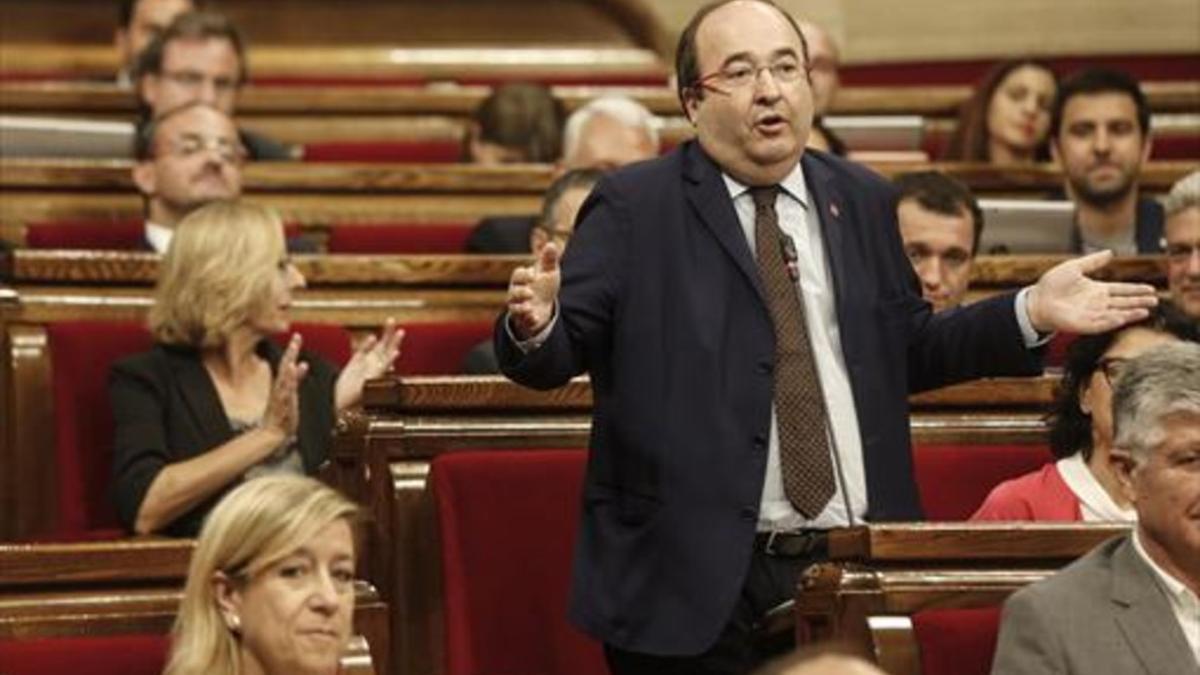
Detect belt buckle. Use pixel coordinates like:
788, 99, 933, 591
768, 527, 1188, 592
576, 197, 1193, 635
764, 530, 787, 557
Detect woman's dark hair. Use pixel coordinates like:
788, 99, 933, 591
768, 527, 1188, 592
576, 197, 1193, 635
943, 59, 1056, 162
1047, 301, 1199, 460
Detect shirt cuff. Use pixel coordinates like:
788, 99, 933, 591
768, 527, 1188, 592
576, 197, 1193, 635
1015, 287, 1053, 348
505, 304, 558, 353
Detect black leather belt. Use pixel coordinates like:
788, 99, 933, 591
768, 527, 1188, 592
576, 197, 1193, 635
754, 529, 829, 559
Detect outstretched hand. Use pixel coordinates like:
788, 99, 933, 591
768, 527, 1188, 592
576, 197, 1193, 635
335, 319, 405, 411
507, 242, 561, 339
1027, 250, 1159, 334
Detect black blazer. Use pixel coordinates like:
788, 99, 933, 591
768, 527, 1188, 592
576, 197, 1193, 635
497, 141, 1041, 655
109, 340, 336, 537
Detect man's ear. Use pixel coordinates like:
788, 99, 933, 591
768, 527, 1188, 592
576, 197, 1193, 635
132, 160, 157, 197
1109, 448, 1138, 505
140, 74, 160, 110
682, 89, 701, 126
212, 570, 243, 629
114, 29, 130, 68
1139, 133, 1153, 166
529, 227, 549, 255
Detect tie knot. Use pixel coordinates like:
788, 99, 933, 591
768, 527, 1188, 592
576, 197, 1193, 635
750, 185, 779, 211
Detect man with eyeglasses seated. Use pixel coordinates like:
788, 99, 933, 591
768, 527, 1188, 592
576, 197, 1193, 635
1163, 170, 1200, 319
496, 1, 1160, 671
132, 102, 311, 253
894, 171, 984, 312
134, 10, 294, 161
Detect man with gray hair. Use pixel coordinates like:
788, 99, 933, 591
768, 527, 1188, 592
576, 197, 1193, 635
561, 95, 659, 171
1164, 170, 1200, 318
992, 341, 1200, 675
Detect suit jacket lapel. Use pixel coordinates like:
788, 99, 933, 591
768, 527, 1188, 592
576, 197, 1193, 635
1110, 537, 1198, 675
802, 153, 849, 312
682, 142, 768, 308
165, 346, 235, 446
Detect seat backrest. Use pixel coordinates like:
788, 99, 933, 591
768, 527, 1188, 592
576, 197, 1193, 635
0, 632, 170, 675
912, 606, 1003, 675
395, 321, 495, 375
913, 443, 1053, 521
431, 449, 605, 675
326, 223, 475, 254
44, 321, 350, 538
303, 140, 462, 163
46, 321, 155, 536
26, 221, 146, 249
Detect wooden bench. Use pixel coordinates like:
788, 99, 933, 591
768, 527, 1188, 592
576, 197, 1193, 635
0, 538, 389, 674
1, 159, 1192, 245
794, 523, 1127, 674
329, 374, 1059, 675
0, 254, 520, 540
2, 79, 1196, 118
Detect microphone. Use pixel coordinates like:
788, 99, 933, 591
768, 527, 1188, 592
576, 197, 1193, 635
779, 233, 800, 282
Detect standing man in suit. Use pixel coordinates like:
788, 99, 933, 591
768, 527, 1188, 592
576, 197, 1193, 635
496, 1, 1159, 671
992, 342, 1200, 675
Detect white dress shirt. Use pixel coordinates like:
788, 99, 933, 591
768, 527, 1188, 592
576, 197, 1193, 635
144, 221, 173, 254
1132, 529, 1200, 663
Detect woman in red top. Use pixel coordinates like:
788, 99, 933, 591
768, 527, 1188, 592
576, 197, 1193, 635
972, 302, 1197, 521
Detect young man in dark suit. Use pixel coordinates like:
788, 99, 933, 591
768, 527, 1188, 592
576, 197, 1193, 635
496, 1, 1160, 671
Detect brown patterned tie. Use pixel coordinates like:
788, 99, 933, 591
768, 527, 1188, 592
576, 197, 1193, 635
750, 186, 836, 518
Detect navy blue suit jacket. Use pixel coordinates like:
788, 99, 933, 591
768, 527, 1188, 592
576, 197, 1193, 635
496, 141, 1041, 655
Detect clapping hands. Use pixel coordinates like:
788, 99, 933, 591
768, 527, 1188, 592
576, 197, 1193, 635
335, 318, 405, 411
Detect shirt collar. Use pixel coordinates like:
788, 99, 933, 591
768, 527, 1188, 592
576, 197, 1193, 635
144, 221, 173, 254
1132, 528, 1193, 602
720, 161, 810, 210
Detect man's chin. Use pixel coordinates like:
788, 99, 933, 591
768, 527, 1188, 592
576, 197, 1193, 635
1075, 178, 1135, 207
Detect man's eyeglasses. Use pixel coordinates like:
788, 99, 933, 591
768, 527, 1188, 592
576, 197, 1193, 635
693, 58, 806, 95
1096, 356, 1129, 387
162, 134, 248, 164
160, 69, 240, 95
1164, 241, 1200, 262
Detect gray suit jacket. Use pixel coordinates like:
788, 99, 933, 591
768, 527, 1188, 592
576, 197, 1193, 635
992, 535, 1199, 675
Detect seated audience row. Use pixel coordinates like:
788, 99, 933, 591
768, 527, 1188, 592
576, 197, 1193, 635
111, 200, 402, 536
992, 342, 1200, 674
973, 301, 1197, 521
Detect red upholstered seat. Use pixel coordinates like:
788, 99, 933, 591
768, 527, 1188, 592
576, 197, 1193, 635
394, 321, 494, 375
46, 321, 155, 537
912, 607, 1003, 675
26, 221, 145, 249
25, 222, 304, 250
0, 634, 170, 675
326, 223, 475, 254
302, 140, 462, 163
42, 321, 349, 539
431, 450, 605, 675
913, 443, 1054, 521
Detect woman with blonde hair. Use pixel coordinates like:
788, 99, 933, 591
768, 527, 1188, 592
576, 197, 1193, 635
166, 474, 360, 675
111, 200, 402, 536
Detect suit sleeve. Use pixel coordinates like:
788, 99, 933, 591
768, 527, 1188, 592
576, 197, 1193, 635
108, 358, 172, 533
991, 586, 1069, 675
496, 180, 629, 389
